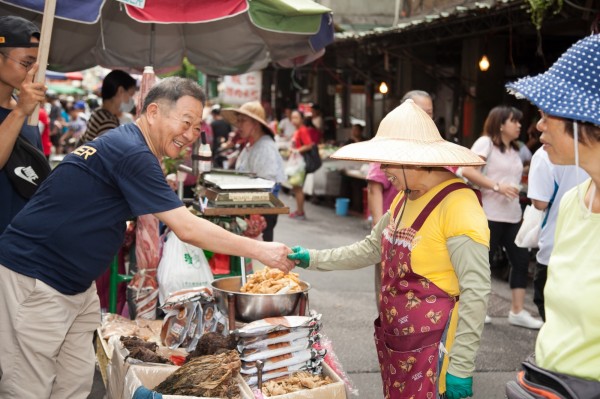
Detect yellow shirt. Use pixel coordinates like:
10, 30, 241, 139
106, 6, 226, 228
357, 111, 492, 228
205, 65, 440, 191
309, 178, 491, 379
536, 180, 600, 381
388, 179, 489, 297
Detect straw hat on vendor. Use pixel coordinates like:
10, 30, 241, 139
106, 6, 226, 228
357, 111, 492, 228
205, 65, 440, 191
221, 101, 274, 139
331, 99, 484, 199
288, 98, 491, 399
220, 101, 285, 242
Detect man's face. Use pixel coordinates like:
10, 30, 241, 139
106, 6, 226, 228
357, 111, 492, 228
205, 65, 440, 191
152, 96, 204, 158
412, 95, 433, 118
0, 39, 39, 89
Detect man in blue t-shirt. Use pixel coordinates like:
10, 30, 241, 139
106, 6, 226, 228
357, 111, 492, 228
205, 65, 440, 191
0, 16, 47, 233
0, 77, 296, 398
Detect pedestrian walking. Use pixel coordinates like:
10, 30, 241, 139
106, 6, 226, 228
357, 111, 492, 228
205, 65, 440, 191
288, 109, 315, 220
460, 106, 544, 329
526, 147, 587, 320
288, 99, 491, 399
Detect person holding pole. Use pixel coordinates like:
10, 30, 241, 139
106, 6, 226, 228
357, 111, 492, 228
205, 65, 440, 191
0, 16, 47, 233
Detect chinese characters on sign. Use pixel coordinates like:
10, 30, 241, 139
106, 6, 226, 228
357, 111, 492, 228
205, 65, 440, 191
221, 71, 262, 105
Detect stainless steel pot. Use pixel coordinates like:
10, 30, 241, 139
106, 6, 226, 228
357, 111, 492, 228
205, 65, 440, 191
211, 276, 310, 323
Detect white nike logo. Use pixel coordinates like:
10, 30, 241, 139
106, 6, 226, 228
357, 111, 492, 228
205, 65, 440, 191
14, 166, 39, 185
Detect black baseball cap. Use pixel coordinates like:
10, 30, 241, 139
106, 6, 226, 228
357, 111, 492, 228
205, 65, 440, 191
0, 16, 40, 48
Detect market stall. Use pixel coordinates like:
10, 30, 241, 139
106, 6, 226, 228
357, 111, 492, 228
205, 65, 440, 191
96, 267, 351, 399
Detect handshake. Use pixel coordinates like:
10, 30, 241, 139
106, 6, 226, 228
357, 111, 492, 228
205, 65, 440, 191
287, 246, 310, 269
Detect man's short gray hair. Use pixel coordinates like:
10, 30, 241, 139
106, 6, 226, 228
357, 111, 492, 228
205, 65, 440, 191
141, 77, 206, 113
401, 90, 431, 103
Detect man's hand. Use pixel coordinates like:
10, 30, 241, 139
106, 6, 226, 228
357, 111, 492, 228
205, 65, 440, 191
256, 241, 295, 272
15, 63, 46, 116
445, 373, 473, 399
287, 246, 310, 269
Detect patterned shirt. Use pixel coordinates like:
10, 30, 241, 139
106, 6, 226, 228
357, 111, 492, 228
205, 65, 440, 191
77, 108, 120, 145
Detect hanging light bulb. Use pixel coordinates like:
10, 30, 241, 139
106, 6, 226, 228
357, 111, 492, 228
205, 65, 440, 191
479, 55, 490, 72
379, 82, 389, 94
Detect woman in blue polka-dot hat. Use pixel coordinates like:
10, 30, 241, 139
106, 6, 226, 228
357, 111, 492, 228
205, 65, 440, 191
505, 34, 600, 394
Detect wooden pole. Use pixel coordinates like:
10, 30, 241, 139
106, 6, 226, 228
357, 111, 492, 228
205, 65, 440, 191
28, 0, 56, 126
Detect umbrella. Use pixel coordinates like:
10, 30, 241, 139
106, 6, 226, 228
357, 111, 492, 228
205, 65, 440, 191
0, 0, 334, 75
46, 70, 83, 80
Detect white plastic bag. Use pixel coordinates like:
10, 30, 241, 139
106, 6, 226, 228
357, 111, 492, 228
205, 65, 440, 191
515, 205, 544, 248
157, 231, 214, 305
285, 151, 306, 187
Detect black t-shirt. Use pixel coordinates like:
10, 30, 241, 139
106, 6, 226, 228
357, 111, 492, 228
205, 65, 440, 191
211, 119, 232, 153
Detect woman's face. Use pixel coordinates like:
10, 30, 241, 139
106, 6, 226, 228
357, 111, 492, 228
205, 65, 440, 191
500, 114, 521, 141
380, 164, 426, 192
536, 112, 576, 165
237, 114, 259, 139
291, 111, 302, 127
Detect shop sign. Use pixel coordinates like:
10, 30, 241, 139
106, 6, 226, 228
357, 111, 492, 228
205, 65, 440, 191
221, 72, 262, 105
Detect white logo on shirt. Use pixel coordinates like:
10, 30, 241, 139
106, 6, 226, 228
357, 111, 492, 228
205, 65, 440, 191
14, 166, 39, 185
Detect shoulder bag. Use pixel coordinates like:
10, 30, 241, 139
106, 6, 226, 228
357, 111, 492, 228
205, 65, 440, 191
5, 135, 52, 199
506, 354, 600, 399
302, 144, 322, 174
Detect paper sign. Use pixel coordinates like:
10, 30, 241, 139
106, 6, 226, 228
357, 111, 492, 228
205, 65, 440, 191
221, 72, 262, 105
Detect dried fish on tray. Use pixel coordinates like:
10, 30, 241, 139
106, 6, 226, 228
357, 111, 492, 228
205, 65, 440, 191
154, 350, 242, 398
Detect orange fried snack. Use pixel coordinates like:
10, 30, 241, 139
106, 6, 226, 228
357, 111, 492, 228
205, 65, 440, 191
240, 267, 302, 294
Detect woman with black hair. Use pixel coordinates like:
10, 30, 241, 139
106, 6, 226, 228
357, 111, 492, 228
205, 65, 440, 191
461, 106, 543, 330
77, 69, 136, 145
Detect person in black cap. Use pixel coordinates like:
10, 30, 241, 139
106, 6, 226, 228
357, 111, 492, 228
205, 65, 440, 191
0, 15, 46, 233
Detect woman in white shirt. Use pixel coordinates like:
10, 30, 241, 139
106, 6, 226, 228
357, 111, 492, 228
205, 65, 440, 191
461, 106, 543, 330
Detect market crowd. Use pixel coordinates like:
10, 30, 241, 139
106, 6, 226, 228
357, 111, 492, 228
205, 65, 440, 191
1, 13, 599, 399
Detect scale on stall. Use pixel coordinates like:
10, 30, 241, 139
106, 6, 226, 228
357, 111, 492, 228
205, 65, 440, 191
193, 170, 289, 216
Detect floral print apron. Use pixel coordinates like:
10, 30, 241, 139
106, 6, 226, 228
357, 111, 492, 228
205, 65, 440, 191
374, 183, 468, 399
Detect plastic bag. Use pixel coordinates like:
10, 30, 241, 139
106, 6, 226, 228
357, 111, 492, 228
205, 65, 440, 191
515, 205, 544, 248
285, 151, 306, 186
157, 231, 214, 305
129, 215, 161, 319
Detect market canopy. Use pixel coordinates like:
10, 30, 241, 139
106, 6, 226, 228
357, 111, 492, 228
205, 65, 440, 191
0, 0, 335, 75
46, 70, 83, 80
47, 83, 86, 95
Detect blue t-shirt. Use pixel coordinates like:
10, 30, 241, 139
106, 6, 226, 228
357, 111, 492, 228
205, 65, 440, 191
0, 124, 182, 294
0, 107, 42, 233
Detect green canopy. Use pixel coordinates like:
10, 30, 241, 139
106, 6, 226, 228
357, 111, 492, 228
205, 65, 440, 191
250, 0, 331, 34
47, 84, 86, 95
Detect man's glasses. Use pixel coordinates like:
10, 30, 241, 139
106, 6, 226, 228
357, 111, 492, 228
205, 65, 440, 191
0, 52, 35, 71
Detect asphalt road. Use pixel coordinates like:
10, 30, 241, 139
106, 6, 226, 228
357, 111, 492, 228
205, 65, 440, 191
88, 191, 540, 399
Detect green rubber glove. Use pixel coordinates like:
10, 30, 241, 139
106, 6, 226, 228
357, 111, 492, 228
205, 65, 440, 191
287, 246, 310, 269
445, 373, 473, 399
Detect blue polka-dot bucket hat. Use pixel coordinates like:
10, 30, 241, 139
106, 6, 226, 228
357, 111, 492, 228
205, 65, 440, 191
506, 34, 600, 127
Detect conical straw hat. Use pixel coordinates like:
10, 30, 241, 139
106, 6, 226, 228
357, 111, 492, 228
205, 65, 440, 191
331, 99, 485, 166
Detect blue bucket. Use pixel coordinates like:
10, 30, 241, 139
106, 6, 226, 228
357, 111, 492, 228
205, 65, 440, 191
335, 198, 350, 216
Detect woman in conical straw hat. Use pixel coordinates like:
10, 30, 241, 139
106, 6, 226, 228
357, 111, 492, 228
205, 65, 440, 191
288, 99, 490, 399
505, 34, 600, 387
222, 101, 286, 242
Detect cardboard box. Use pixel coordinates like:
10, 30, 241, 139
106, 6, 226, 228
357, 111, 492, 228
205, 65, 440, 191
95, 328, 112, 388
123, 364, 254, 399
247, 363, 347, 399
